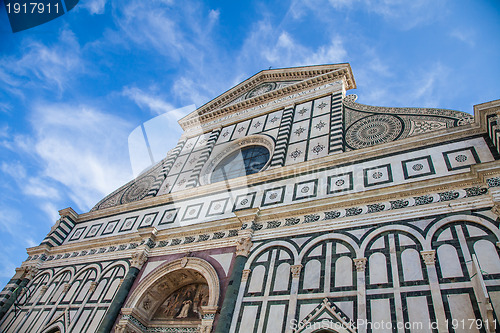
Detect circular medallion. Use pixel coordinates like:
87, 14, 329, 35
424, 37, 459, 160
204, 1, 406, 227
335, 179, 345, 186
246, 82, 277, 99
455, 155, 468, 162
121, 175, 156, 204
345, 114, 403, 149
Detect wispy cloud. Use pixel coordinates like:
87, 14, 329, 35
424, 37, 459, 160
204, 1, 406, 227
0, 29, 84, 94
80, 0, 107, 15
123, 86, 176, 116
16, 103, 134, 211
450, 29, 475, 47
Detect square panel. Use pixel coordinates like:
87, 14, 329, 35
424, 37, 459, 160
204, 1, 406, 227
182, 150, 202, 172
402, 156, 435, 179
138, 212, 158, 228
443, 147, 480, 171
217, 124, 236, 144
84, 224, 103, 238
182, 203, 204, 221
327, 172, 354, 194
309, 114, 330, 138
102, 220, 119, 235
206, 198, 230, 217
247, 115, 267, 134
233, 192, 257, 211
289, 120, 310, 143
285, 141, 307, 165
157, 175, 178, 196
179, 136, 199, 155
193, 133, 210, 151
159, 208, 180, 225
364, 164, 393, 187
264, 110, 283, 131
307, 136, 329, 160
294, 102, 312, 122
168, 154, 189, 175
231, 120, 251, 140
262, 186, 286, 207
312, 96, 331, 117
171, 171, 192, 192
119, 216, 138, 232
69, 227, 86, 241
293, 179, 318, 200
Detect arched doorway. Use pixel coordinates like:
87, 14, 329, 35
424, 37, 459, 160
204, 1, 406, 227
116, 257, 220, 333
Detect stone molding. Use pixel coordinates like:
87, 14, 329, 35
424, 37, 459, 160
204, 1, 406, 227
241, 269, 251, 282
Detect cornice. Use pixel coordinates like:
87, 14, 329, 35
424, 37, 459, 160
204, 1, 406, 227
178, 64, 354, 131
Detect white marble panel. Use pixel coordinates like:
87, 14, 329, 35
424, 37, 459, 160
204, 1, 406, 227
310, 114, 330, 138
231, 120, 251, 141
264, 110, 283, 131
157, 175, 178, 195
370, 298, 392, 333
307, 135, 329, 160
248, 265, 266, 293
285, 141, 307, 165
334, 256, 353, 287
447, 294, 479, 333
369, 252, 388, 284
171, 171, 192, 192
336, 243, 350, 254
294, 101, 312, 122
168, 154, 189, 175
181, 150, 202, 172
267, 304, 286, 332
437, 244, 463, 278
303, 259, 321, 289
240, 305, 259, 332
210, 253, 234, 276
401, 248, 423, 281
217, 124, 236, 144
399, 234, 414, 246
273, 263, 290, 291
248, 115, 267, 134
467, 225, 488, 237
437, 228, 453, 242
312, 96, 331, 117
289, 120, 310, 143
474, 240, 500, 274
406, 296, 432, 332
180, 136, 199, 155
193, 133, 210, 151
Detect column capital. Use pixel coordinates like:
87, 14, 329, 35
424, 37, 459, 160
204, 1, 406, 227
24, 266, 39, 280
291, 265, 303, 278
130, 250, 148, 269
241, 269, 251, 282
89, 281, 98, 293
420, 250, 436, 266
235, 237, 253, 257
354, 258, 367, 272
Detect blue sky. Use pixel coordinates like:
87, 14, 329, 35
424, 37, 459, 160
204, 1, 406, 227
0, 0, 499, 288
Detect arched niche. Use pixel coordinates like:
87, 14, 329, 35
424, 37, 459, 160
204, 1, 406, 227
117, 257, 220, 333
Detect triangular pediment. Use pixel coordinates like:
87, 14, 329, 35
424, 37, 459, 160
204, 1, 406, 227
178, 63, 355, 131
295, 298, 356, 333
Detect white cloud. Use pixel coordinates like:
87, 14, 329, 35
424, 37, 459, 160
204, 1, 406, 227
21, 103, 134, 211
123, 86, 176, 115
1, 161, 27, 179
39, 202, 60, 224
80, 0, 107, 15
450, 29, 475, 47
241, 22, 347, 68
23, 177, 61, 199
0, 29, 84, 93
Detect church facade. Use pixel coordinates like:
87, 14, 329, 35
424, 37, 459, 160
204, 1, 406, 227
1, 63, 500, 333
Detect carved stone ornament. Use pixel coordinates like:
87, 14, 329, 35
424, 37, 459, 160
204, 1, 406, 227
143, 297, 151, 310
40, 285, 48, 295
130, 251, 148, 269
421, 250, 436, 266
236, 237, 253, 257
242, 269, 251, 282
353, 258, 367, 272
180, 256, 189, 268
63, 283, 71, 293
89, 281, 98, 292
25, 266, 39, 280
291, 265, 303, 278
